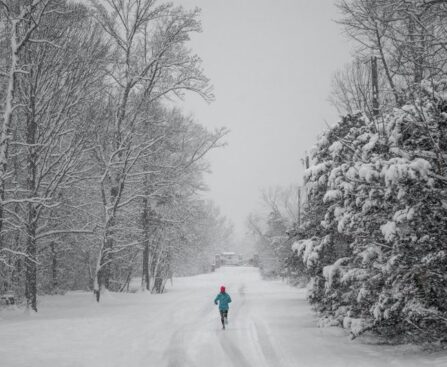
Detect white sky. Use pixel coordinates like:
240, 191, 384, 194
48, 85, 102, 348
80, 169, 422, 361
175, 0, 353, 238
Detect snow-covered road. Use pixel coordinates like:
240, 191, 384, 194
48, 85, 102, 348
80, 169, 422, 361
1, 266, 446, 367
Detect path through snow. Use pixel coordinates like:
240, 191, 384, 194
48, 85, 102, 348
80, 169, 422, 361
0, 266, 446, 366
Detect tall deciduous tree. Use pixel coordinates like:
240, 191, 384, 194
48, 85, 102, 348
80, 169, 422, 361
89, 0, 214, 301
0, 0, 227, 312
6, 1, 108, 310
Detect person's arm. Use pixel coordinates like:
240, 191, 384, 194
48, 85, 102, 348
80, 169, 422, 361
227, 294, 232, 303
214, 294, 219, 305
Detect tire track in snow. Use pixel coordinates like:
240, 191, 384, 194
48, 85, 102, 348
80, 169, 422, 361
254, 320, 286, 367
218, 332, 252, 367
238, 280, 286, 367
165, 294, 215, 367
165, 327, 196, 367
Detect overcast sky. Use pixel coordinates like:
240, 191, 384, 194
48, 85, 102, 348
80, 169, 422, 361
174, 0, 353, 239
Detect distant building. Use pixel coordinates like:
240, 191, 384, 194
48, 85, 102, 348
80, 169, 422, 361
220, 252, 241, 266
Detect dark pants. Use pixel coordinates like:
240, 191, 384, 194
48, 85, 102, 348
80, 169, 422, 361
219, 309, 228, 326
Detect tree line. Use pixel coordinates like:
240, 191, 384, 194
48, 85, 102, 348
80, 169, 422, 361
250, 0, 447, 343
0, 0, 231, 311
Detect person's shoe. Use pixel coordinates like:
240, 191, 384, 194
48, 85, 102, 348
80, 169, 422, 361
222, 325, 225, 330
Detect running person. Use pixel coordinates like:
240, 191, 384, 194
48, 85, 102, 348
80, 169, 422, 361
214, 286, 232, 329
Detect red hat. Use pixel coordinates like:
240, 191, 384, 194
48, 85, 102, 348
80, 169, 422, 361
220, 286, 225, 293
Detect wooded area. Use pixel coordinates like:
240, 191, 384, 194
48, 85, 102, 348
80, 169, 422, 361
0, 0, 232, 311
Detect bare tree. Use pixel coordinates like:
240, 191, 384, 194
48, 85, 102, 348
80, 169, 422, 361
0, 0, 228, 308
2, 2, 108, 310
337, 0, 402, 105
337, 0, 447, 106
137, 109, 227, 291
329, 59, 374, 116
90, 0, 214, 301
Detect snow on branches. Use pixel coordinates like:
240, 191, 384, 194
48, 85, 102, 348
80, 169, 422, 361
292, 82, 447, 342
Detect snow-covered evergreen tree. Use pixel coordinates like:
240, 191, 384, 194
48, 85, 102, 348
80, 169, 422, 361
294, 81, 447, 342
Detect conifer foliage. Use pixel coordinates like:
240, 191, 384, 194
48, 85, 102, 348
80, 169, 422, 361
293, 82, 447, 342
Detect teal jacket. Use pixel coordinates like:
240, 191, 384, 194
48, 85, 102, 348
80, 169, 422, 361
214, 292, 232, 310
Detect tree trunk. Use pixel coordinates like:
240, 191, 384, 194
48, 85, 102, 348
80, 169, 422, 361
94, 235, 108, 302
141, 194, 151, 291
101, 209, 117, 290
408, 14, 424, 85
0, 20, 20, 250
93, 250, 102, 302
24, 66, 38, 311
25, 217, 37, 311
375, 28, 401, 106
371, 56, 379, 117
119, 266, 133, 292
102, 233, 113, 290
102, 82, 132, 289
50, 242, 58, 292
25, 150, 38, 310
142, 236, 150, 291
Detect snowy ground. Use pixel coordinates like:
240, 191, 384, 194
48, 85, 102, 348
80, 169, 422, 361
0, 267, 446, 367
